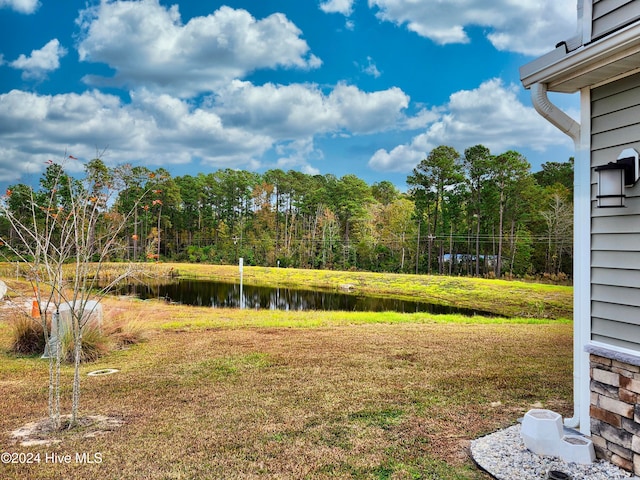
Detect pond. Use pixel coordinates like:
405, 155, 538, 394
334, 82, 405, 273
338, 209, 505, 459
113, 278, 498, 316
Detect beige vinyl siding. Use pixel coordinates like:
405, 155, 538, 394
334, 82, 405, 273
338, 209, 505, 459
592, 0, 640, 40
591, 71, 640, 348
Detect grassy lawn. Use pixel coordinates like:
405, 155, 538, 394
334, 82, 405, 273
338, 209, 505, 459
0, 269, 573, 479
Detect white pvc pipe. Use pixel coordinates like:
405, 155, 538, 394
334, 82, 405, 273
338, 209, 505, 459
576, 87, 593, 434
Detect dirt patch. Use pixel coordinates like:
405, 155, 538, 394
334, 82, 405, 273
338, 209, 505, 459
9, 415, 125, 447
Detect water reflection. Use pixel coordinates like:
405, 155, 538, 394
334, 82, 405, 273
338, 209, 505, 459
114, 278, 495, 316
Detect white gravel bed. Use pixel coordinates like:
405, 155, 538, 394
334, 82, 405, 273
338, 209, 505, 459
470, 424, 639, 480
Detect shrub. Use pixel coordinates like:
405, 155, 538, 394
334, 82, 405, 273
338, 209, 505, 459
61, 326, 110, 363
10, 304, 147, 361
10, 315, 46, 355
104, 318, 148, 348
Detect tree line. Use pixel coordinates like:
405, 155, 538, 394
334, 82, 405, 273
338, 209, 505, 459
1, 145, 574, 279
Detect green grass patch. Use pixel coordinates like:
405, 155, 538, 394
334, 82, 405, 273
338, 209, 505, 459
348, 408, 405, 430
158, 308, 570, 331
179, 352, 272, 380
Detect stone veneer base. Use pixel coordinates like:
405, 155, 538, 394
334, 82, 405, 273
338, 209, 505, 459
588, 347, 640, 475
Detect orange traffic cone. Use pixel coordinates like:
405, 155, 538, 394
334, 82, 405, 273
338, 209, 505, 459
31, 300, 40, 318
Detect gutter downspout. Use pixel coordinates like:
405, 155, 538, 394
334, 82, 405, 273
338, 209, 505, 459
531, 83, 580, 142
530, 82, 583, 430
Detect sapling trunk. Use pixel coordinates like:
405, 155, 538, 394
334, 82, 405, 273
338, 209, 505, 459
70, 322, 82, 427
54, 310, 62, 430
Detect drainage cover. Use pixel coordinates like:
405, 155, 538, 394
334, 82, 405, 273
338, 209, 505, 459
87, 368, 119, 376
548, 471, 571, 480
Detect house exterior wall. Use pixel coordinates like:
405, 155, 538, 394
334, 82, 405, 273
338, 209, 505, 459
591, 71, 640, 350
519, 1, 640, 474
589, 70, 640, 475
592, 0, 640, 41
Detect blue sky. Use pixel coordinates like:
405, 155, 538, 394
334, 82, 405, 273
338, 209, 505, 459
0, 0, 579, 190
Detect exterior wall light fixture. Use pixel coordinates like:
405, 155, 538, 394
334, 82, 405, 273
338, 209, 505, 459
595, 148, 640, 208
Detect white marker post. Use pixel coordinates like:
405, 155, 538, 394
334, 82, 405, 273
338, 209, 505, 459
239, 257, 244, 309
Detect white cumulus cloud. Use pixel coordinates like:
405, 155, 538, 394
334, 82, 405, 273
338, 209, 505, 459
369, 78, 574, 172
368, 0, 576, 56
76, 0, 322, 97
273, 138, 322, 174
0, 89, 273, 181
0, 78, 413, 182
10, 39, 67, 80
212, 80, 409, 138
329, 83, 409, 134
320, 0, 355, 16
360, 56, 381, 78
0, 0, 39, 14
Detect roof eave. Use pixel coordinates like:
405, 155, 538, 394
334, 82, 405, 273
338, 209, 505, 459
520, 21, 640, 93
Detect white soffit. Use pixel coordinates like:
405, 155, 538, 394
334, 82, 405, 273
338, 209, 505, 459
520, 21, 640, 93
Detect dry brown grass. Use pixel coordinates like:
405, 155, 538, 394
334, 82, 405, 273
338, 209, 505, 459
0, 292, 572, 479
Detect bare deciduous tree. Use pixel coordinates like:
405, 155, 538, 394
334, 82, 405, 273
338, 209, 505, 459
0, 153, 148, 429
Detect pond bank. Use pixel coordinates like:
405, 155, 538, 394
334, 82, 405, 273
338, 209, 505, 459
156, 263, 573, 319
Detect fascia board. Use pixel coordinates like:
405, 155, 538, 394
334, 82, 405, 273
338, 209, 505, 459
520, 21, 640, 92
